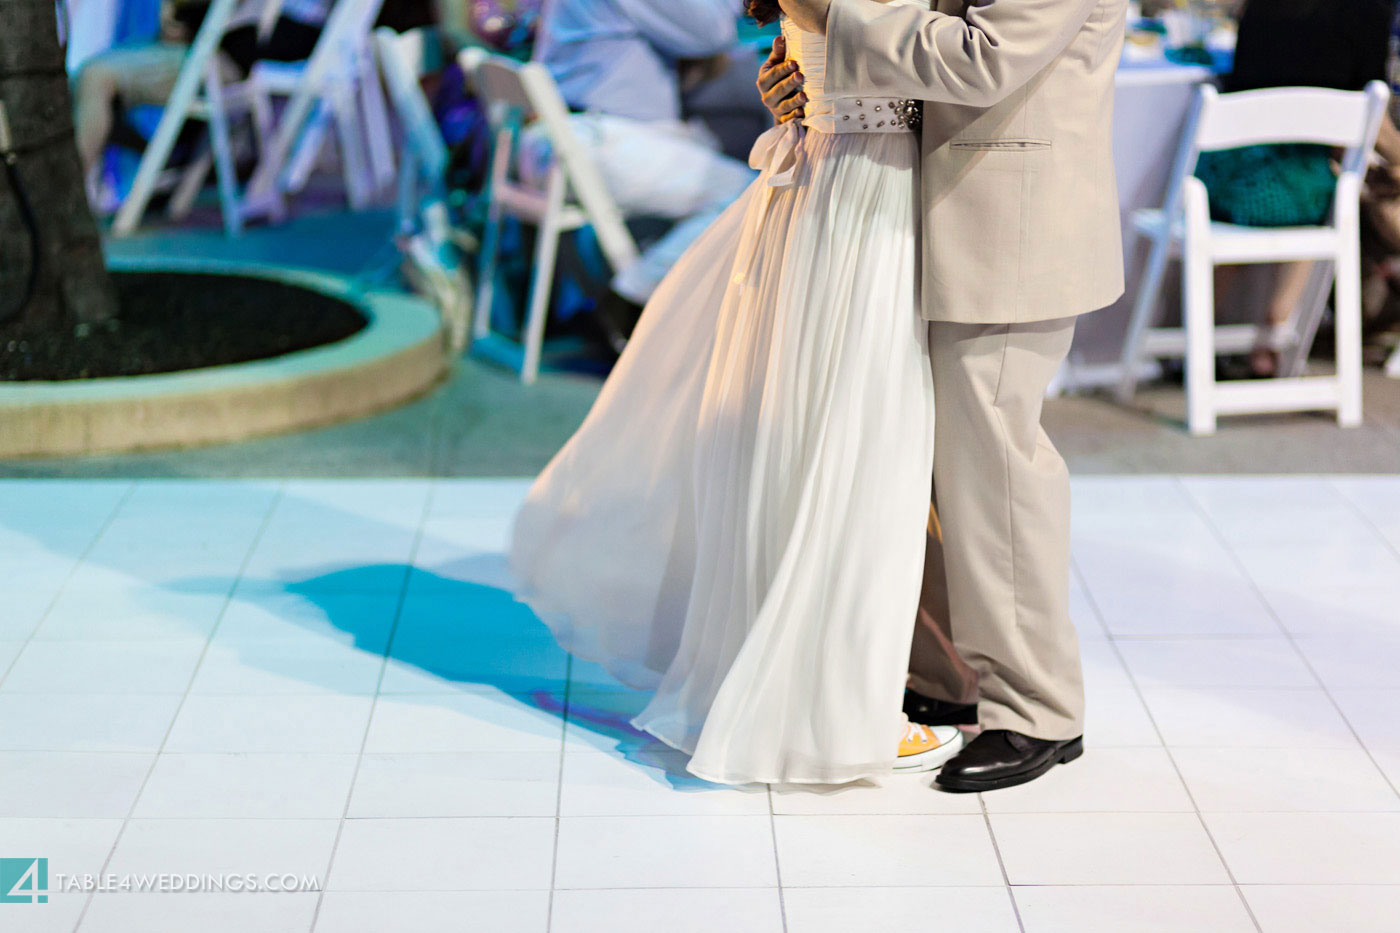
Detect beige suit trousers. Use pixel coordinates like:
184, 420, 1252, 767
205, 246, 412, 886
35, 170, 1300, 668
908, 317, 1086, 741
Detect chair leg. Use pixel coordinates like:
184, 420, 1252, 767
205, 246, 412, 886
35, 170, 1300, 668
204, 69, 243, 237
168, 143, 213, 220
520, 167, 566, 385
473, 128, 513, 344
330, 90, 372, 211
1117, 230, 1172, 403
283, 102, 332, 199
1279, 260, 1335, 378
250, 89, 274, 166
1183, 251, 1216, 437
395, 147, 419, 237
1334, 207, 1364, 428
358, 56, 397, 192
473, 206, 502, 344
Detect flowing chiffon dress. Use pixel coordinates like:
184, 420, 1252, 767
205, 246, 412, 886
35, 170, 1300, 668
510, 10, 935, 784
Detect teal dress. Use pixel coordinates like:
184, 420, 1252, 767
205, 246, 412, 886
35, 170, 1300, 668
1194, 145, 1336, 228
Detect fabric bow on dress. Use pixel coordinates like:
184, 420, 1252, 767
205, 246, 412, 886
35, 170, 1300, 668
748, 121, 805, 189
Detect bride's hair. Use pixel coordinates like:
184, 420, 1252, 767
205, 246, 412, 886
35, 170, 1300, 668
746, 0, 783, 26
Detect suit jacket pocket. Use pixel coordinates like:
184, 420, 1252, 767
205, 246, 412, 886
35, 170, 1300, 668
949, 139, 1052, 152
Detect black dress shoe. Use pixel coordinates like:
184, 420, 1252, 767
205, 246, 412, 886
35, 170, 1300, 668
935, 729, 1083, 792
903, 688, 978, 727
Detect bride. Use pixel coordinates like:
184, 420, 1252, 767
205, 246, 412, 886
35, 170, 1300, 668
510, 0, 961, 785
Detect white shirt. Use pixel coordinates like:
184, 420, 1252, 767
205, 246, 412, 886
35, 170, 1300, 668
534, 0, 744, 123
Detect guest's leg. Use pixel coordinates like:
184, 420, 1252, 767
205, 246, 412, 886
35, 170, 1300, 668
563, 113, 757, 304
1268, 261, 1314, 327
73, 43, 190, 177
927, 317, 1084, 741
907, 501, 980, 705
1251, 261, 1315, 376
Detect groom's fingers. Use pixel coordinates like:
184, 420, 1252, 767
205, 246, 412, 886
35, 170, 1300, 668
757, 37, 798, 95
762, 70, 805, 111
757, 35, 806, 123
761, 35, 787, 75
776, 92, 808, 122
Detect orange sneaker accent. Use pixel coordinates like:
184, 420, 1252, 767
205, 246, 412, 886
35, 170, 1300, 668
898, 722, 944, 758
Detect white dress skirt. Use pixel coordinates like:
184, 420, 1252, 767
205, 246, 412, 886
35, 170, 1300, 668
511, 47, 934, 784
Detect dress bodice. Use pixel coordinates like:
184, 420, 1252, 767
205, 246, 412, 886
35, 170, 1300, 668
780, 3, 923, 134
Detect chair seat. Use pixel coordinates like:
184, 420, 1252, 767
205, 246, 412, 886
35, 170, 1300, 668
1132, 208, 1340, 262
249, 59, 309, 91
186, 80, 257, 118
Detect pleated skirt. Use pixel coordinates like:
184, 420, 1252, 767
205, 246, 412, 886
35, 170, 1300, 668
510, 127, 935, 784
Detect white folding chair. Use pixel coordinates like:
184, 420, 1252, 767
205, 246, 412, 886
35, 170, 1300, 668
1116, 81, 1390, 435
239, 0, 393, 223
112, 0, 273, 237
375, 26, 471, 352
460, 48, 639, 384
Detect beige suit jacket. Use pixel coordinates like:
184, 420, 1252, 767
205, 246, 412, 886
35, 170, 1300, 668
825, 0, 1129, 323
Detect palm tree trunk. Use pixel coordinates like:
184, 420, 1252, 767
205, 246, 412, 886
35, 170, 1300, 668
0, 0, 118, 332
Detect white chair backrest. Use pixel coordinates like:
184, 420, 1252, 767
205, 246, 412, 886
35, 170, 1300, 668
111, 0, 253, 235
257, 0, 286, 40
373, 26, 448, 178
307, 0, 387, 76
461, 49, 639, 274
1195, 82, 1390, 167
1159, 80, 1390, 223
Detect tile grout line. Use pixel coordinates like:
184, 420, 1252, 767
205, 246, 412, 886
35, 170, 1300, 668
0, 481, 135, 691
1071, 534, 1265, 933
767, 784, 788, 933
1179, 478, 1400, 804
69, 480, 285, 933
1328, 474, 1400, 571
308, 480, 440, 933
545, 653, 572, 933
978, 792, 1026, 932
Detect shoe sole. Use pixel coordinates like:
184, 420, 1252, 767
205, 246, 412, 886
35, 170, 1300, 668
892, 730, 966, 773
934, 737, 1084, 792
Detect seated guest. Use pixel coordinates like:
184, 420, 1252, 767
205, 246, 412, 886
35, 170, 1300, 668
531, 0, 757, 347
1196, 0, 1400, 376
73, 0, 332, 204
1357, 1, 1400, 354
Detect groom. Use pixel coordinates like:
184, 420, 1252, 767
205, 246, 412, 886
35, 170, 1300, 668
764, 0, 1128, 790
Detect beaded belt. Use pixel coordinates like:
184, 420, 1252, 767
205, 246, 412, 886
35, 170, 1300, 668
748, 96, 922, 191
806, 96, 922, 134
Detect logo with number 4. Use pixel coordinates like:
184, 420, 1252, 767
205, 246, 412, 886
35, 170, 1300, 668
0, 858, 48, 904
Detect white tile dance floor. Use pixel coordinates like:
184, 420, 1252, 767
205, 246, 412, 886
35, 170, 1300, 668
1, 476, 1399, 933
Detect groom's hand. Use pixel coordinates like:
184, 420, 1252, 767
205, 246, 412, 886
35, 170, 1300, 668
757, 36, 808, 124
778, 0, 830, 35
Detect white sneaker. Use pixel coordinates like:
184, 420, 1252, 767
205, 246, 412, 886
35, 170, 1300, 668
893, 721, 965, 773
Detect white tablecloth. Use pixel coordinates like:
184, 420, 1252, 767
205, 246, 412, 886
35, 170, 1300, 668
64, 0, 123, 70
1064, 59, 1215, 386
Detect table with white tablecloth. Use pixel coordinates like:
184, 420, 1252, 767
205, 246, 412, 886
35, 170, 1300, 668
1061, 58, 1218, 389
62, 0, 162, 69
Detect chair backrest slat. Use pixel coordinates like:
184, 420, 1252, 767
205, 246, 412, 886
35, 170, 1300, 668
462, 50, 640, 274
373, 27, 448, 179
1195, 84, 1388, 152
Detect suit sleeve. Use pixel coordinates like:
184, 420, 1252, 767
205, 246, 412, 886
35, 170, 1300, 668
825, 0, 1102, 107
615, 0, 741, 59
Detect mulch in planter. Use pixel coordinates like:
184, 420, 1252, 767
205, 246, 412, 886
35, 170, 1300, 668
0, 271, 369, 381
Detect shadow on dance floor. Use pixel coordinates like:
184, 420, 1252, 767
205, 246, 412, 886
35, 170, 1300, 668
179, 557, 723, 792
